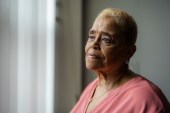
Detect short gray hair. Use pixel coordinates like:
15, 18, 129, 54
97, 8, 137, 45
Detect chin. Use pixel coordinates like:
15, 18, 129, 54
86, 63, 101, 71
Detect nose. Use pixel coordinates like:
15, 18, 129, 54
91, 38, 100, 50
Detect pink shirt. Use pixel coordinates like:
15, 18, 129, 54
70, 75, 170, 113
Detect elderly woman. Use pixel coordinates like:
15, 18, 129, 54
70, 8, 170, 113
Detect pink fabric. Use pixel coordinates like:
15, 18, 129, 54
70, 75, 170, 113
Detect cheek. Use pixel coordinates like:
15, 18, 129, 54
85, 43, 89, 54
105, 51, 116, 62
103, 48, 125, 63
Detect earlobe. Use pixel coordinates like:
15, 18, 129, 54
131, 45, 136, 54
127, 45, 136, 59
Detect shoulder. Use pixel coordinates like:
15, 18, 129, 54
120, 75, 170, 112
124, 76, 163, 101
133, 76, 164, 96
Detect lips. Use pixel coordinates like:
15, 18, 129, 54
87, 53, 101, 59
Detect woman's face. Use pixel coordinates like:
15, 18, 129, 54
85, 16, 130, 72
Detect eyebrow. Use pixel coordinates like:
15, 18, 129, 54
102, 32, 113, 38
89, 30, 95, 35
89, 30, 114, 38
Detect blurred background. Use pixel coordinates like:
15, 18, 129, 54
0, 0, 170, 113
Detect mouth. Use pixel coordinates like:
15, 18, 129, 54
87, 53, 101, 59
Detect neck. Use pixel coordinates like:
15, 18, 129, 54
96, 64, 131, 89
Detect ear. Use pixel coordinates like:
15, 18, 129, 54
127, 45, 136, 59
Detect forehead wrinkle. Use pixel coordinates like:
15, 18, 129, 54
90, 17, 117, 36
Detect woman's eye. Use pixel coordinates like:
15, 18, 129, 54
101, 36, 113, 44
88, 35, 95, 41
102, 38, 111, 43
